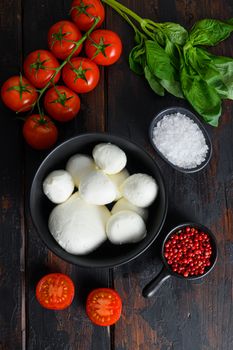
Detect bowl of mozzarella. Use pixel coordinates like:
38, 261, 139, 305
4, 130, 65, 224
30, 133, 168, 267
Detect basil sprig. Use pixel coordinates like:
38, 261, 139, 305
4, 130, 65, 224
102, 0, 233, 126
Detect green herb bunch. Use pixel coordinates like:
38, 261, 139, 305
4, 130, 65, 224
102, 0, 233, 126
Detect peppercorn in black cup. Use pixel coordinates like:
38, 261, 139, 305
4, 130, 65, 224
142, 222, 218, 298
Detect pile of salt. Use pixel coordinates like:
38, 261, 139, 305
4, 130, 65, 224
152, 112, 209, 169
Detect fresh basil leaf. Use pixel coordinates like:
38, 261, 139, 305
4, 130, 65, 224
159, 22, 188, 45
153, 31, 166, 46
160, 79, 184, 98
164, 39, 180, 70
207, 53, 233, 99
129, 42, 146, 75
180, 59, 222, 126
189, 19, 233, 46
191, 48, 233, 99
187, 47, 229, 98
145, 40, 178, 81
144, 66, 165, 96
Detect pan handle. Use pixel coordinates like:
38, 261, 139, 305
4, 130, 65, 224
142, 267, 171, 298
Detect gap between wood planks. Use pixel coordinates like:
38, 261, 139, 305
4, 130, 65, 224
17, 0, 27, 349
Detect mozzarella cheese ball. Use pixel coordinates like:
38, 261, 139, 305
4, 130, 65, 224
66, 154, 95, 187
92, 143, 127, 174
43, 170, 74, 204
49, 192, 110, 255
111, 197, 148, 220
108, 168, 129, 200
79, 170, 117, 205
106, 210, 147, 244
121, 173, 158, 208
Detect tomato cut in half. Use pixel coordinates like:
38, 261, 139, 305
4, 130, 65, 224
23, 114, 58, 150
48, 20, 83, 60
85, 29, 122, 66
23, 50, 61, 89
62, 57, 100, 93
36, 273, 75, 310
70, 0, 105, 32
44, 86, 81, 122
86, 288, 122, 326
1, 75, 38, 112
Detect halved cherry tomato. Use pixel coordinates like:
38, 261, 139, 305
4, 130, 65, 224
48, 20, 83, 60
86, 288, 122, 326
44, 86, 81, 122
1, 75, 38, 112
23, 50, 61, 88
23, 114, 58, 150
36, 273, 75, 310
62, 57, 100, 93
70, 0, 105, 32
85, 29, 122, 66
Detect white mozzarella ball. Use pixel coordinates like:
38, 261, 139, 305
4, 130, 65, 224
79, 170, 117, 205
66, 154, 95, 187
108, 168, 129, 200
93, 143, 127, 175
111, 197, 148, 220
43, 170, 74, 204
121, 173, 158, 208
106, 210, 147, 244
49, 192, 110, 255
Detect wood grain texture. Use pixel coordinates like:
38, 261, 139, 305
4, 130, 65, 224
0, 1, 23, 349
0, 0, 233, 349
22, 1, 109, 349
106, 1, 233, 349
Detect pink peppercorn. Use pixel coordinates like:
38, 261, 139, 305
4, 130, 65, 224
164, 226, 213, 278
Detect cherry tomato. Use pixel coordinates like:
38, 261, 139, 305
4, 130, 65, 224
44, 86, 81, 122
23, 114, 58, 150
1, 75, 38, 112
70, 0, 105, 32
86, 288, 122, 326
48, 20, 83, 60
23, 50, 61, 89
85, 29, 122, 66
36, 273, 75, 310
62, 57, 100, 93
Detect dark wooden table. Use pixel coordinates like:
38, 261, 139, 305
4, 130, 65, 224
1, 1, 233, 349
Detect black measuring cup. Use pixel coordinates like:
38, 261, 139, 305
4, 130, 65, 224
142, 223, 218, 298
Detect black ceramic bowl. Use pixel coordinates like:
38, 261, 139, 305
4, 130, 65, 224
149, 107, 213, 173
30, 133, 168, 268
143, 222, 218, 298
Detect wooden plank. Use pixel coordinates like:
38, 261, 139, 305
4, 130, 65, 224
22, 1, 110, 349
0, 1, 23, 349
106, 0, 233, 349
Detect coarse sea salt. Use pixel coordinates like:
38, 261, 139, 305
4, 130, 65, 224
152, 112, 209, 169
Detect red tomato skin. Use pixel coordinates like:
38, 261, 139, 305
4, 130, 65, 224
48, 20, 83, 60
23, 50, 61, 89
1, 75, 38, 112
85, 29, 122, 66
23, 114, 58, 150
86, 288, 122, 326
44, 86, 81, 122
62, 57, 100, 93
70, 0, 105, 32
36, 273, 75, 310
